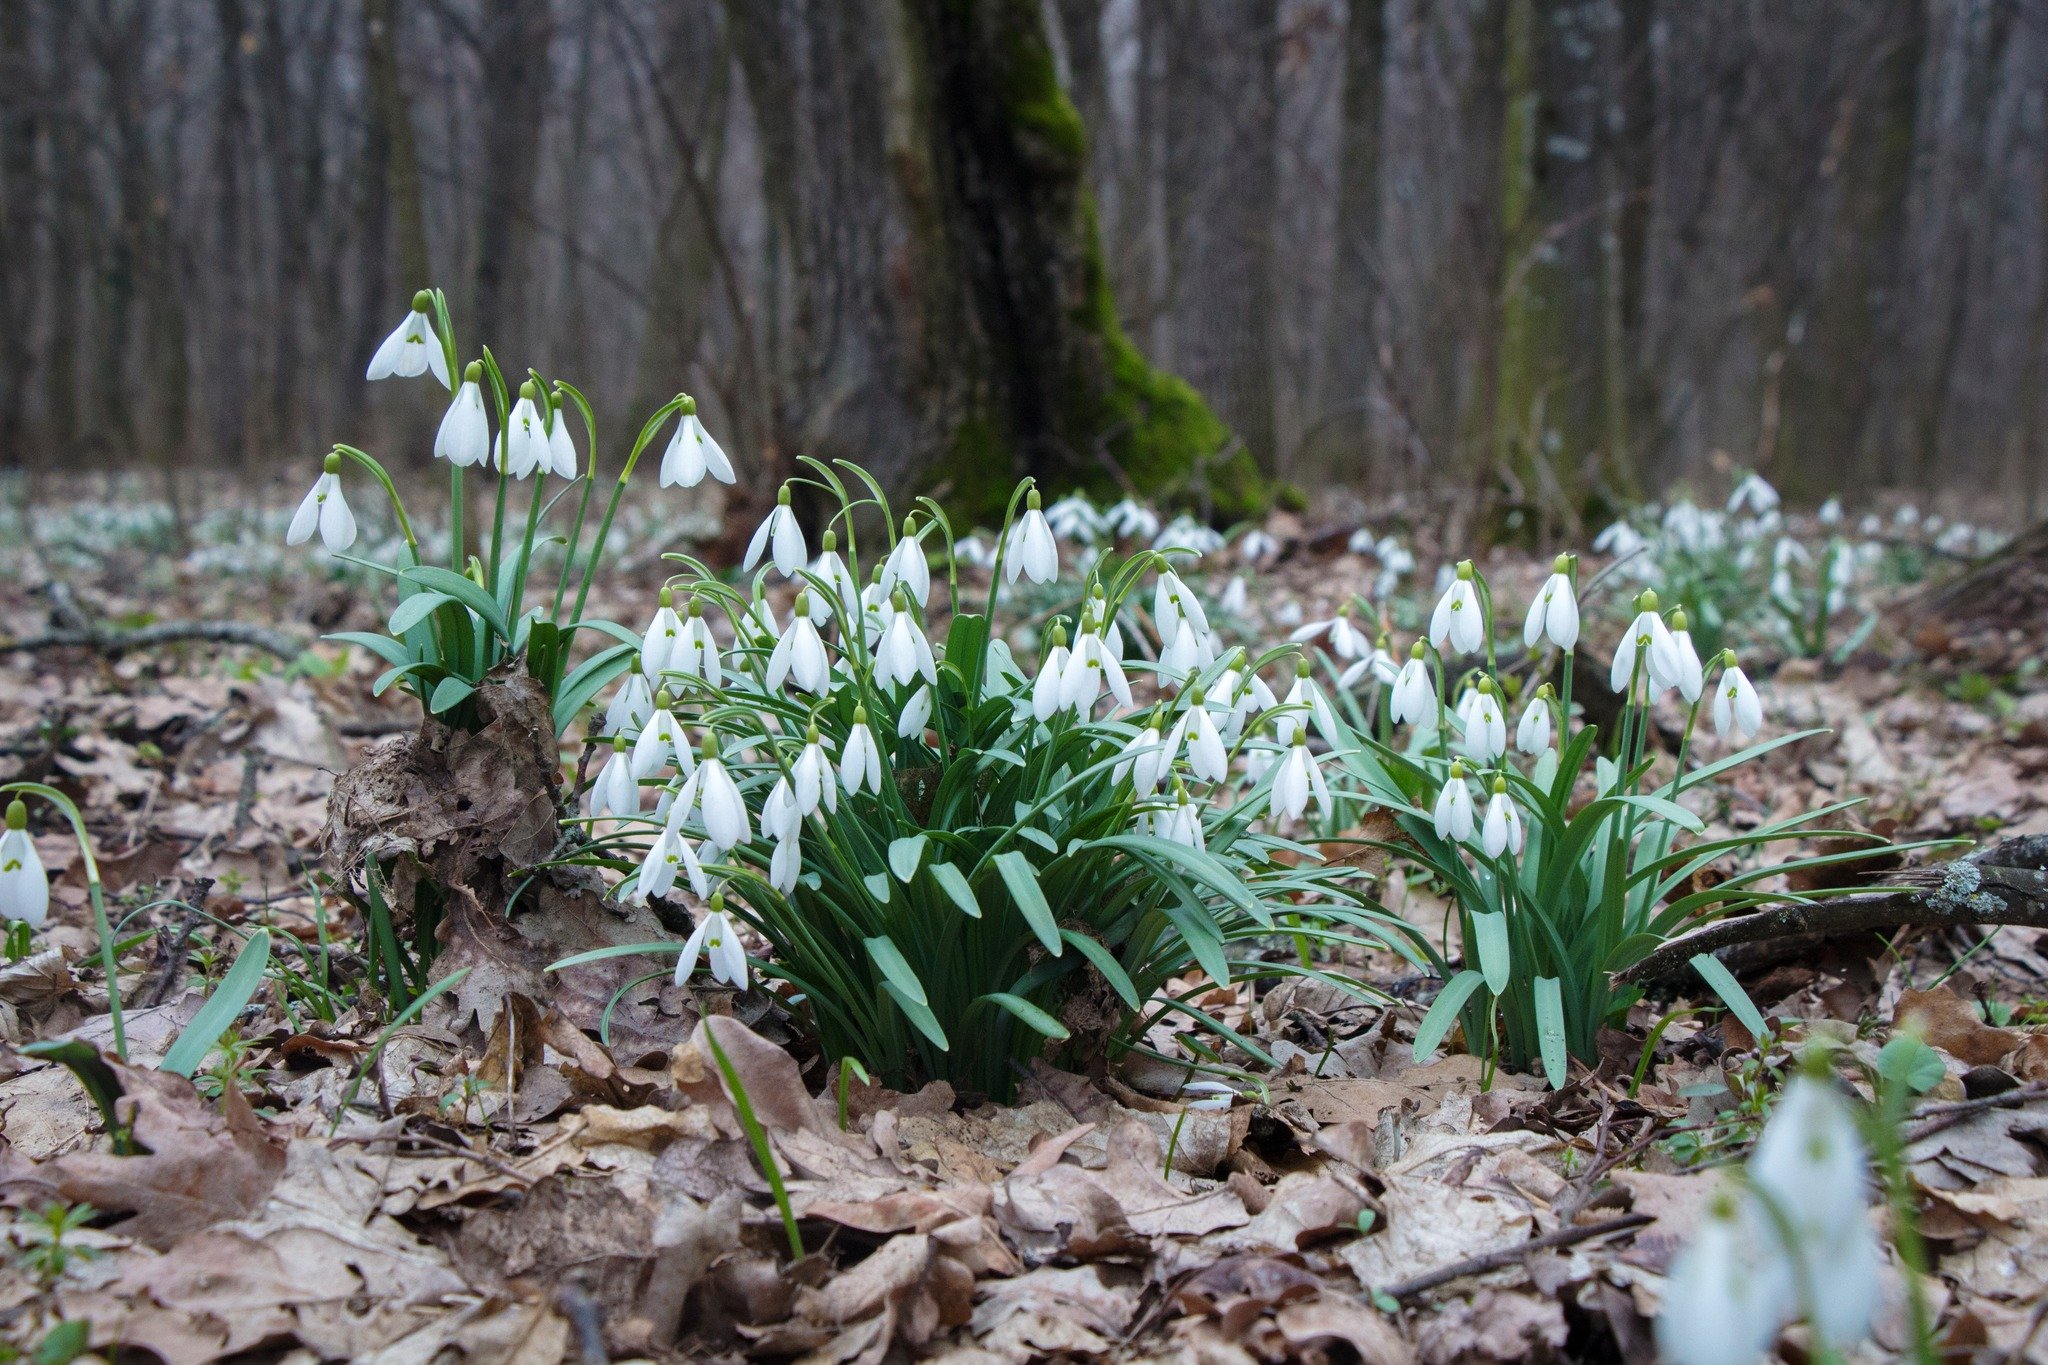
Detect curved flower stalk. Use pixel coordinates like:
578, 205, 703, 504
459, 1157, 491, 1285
547, 456, 1417, 1098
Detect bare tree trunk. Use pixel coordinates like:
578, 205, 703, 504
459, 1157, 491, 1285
471, 0, 551, 357
212, 0, 254, 470
1312, 0, 1387, 482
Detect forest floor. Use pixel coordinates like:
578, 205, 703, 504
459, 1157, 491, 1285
1, 502, 2045, 1364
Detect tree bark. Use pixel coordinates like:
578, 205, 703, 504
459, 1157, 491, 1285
1310, 0, 1387, 483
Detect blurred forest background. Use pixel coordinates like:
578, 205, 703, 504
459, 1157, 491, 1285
2, 0, 2046, 532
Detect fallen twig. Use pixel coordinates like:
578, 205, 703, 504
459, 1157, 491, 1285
1903, 1082, 2048, 1144
0, 619, 308, 662
328, 1130, 535, 1185
1378, 1212, 1653, 1301
1619, 838, 2048, 986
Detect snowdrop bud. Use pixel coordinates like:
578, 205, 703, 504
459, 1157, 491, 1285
435, 364, 492, 467
0, 800, 48, 930
286, 453, 357, 553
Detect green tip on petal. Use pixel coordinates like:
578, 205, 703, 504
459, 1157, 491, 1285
1449, 760, 1466, 779
411, 289, 434, 313
794, 590, 809, 614
519, 380, 538, 401
805, 721, 820, 744
1027, 488, 1042, 511
852, 706, 868, 725
687, 598, 703, 618
1553, 552, 1571, 574
612, 735, 628, 752
1722, 649, 1739, 668
1493, 776, 1508, 795
678, 394, 697, 416
1296, 656, 1312, 678
777, 485, 792, 507
822, 529, 837, 552
1188, 686, 1207, 706
901, 514, 917, 535
700, 734, 720, 759
654, 688, 673, 710
1477, 676, 1494, 695
658, 586, 674, 608
4, 799, 25, 831
1045, 620, 1066, 647
1536, 682, 1553, 700
322, 451, 342, 475
1409, 640, 1425, 660
1639, 589, 1660, 613
1670, 608, 1689, 632
1456, 560, 1475, 580
463, 360, 482, 384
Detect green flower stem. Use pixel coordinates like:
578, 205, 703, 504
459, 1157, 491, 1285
4, 782, 121, 1060
549, 381, 600, 621
570, 394, 689, 634
331, 444, 418, 555
481, 349, 512, 591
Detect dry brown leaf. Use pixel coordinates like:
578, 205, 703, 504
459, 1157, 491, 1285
1895, 985, 2025, 1067
1411, 1287, 1568, 1363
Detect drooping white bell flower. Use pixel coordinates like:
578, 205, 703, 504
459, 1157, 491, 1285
881, 519, 932, 608
1272, 742, 1329, 823
1515, 689, 1553, 755
762, 777, 801, 843
897, 684, 933, 738
792, 729, 838, 817
631, 690, 684, 778
1238, 528, 1279, 565
1157, 785, 1206, 850
806, 531, 860, 628
674, 899, 748, 990
1154, 569, 1210, 644
497, 383, 552, 479
1031, 623, 1072, 723
1727, 471, 1781, 515
546, 400, 578, 479
876, 593, 938, 691
365, 292, 450, 387
1178, 690, 1230, 783
1712, 654, 1763, 740
626, 824, 683, 904
769, 830, 801, 893
1114, 713, 1176, 797
1339, 635, 1400, 690
605, 672, 654, 737
1611, 590, 1683, 694
673, 599, 723, 687
1005, 489, 1059, 585
858, 570, 894, 648
1290, 608, 1365, 660
1389, 644, 1436, 726
840, 709, 885, 796
1158, 617, 1217, 689
1749, 1075, 1881, 1349
1655, 1189, 1791, 1365
1104, 498, 1160, 541
640, 589, 685, 683
1060, 613, 1132, 715
1219, 575, 1249, 614
1276, 659, 1342, 747
1460, 681, 1506, 765
1045, 493, 1101, 544
588, 738, 640, 819
658, 402, 736, 488
434, 366, 491, 466
0, 801, 49, 930
693, 740, 750, 853
1433, 764, 1476, 843
1481, 780, 1524, 858
1429, 561, 1486, 656
766, 594, 831, 695
1667, 610, 1706, 703
1523, 556, 1580, 652
744, 486, 807, 578
285, 454, 358, 553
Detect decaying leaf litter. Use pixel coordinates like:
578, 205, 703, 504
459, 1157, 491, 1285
3, 489, 2047, 1364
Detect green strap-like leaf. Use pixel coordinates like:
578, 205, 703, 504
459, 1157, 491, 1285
1690, 953, 1768, 1038
888, 835, 928, 883
882, 980, 950, 1050
865, 935, 928, 1007
1412, 970, 1486, 1062
324, 630, 413, 668
1470, 911, 1511, 996
400, 564, 512, 639
929, 862, 980, 918
1058, 929, 1141, 1008
162, 929, 272, 1077
430, 676, 477, 715
980, 992, 1071, 1040
994, 851, 1062, 956
388, 590, 456, 636
1533, 976, 1568, 1089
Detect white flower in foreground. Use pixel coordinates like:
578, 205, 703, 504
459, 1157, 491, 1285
1005, 491, 1059, 584
1749, 1076, 1881, 1349
1031, 626, 1072, 723
546, 402, 578, 479
897, 684, 933, 738
807, 532, 860, 626
434, 370, 491, 466
1481, 782, 1524, 858
1728, 471, 1781, 515
0, 801, 48, 930
670, 600, 723, 687
500, 384, 551, 479
1154, 568, 1210, 643
1516, 691, 1552, 755
365, 293, 450, 387
1115, 715, 1176, 797
1667, 613, 1706, 703
882, 521, 933, 607
1178, 1080, 1236, 1111
792, 731, 838, 817
675, 902, 748, 990
694, 746, 750, 853
631, 691, 684, 778
841, 709, 885, 796
605, 672, 653, 737
1060, 617, 1132, 715
1389, 646, 1435, 727
1272, 742, 1329, 823
1432, 765, 1475, 843
658, 405, 736, 488
1429, 562, 1486, 655
745, 486, 808, 578
1460, 683, 1506, 764
1712, 656, 1763, 740
1179, 692, 1230, 783
877, 595, 938, 691
286, 454, 358, 553
769, 831, 801, 893
588, 739, 639, 819
640, 590, 685, 682
762, 778, 801, 843
1277, 662, 1342, 748
1522, 557, 1580, 652
1158, 617, 1218, 687
1156, 787, 1207, 850
1656, 1189, 1790, 1365
628, 825, 683, 903
1611, 592, 1683, 694
766, 595, 831, 695
1290, 609, 1365, 660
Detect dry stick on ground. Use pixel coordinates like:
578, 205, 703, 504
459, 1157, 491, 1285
0, 619, 308, 663
1379, 1213, 1655, 1302
1618, 837, 2048, 987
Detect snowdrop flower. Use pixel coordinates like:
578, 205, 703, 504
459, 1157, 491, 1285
840, 708, 885, 796
898, 684, 933, 738
0, 801, 48, 930
1178, 689, 1230, 783
1460, 680, 1506, 764
692, 739, 750, 852
1156, 786, 1206, 850
1219, 575, 1248, 614
1338, 634, 1399, 690
657, 401, 736, 488
882, 519, 932, 607
768, 829, 801, 893
365, 291, 450, 387
1666, 610, 1705, 703
1272, 742, 1330, 823
766, 594, 831, 695
627, 825, 684, 903
1061, 613, 1132, 715
1238, 528, 1279, 564
670, 599, 723, 687
1656, 1189, 1789, 1365
1522, 555, 1579, 652
1346, 526, 1377, 555
546, 399, 578, 479
1178, 1080, 1236, 1110
1818, 496, 1843, 526
876, 592, 938, 691
1155, 515, 1224, 555
1480, 779, 1524, 858
745, 486, 808, 578
1727, 471, 1780, 515
1031, 622, 1072, 723
1749, 1075, 1881, 1348
1611, 590, 1682, 694
434, 364, 491, 466
1154, 568, 1209, 643
803, 532, 860, 628
1429, 561, 1486, 655
496, 382, 552, 479
588, 738, 640, 819
1159, 617, 1218, 687
1389, 643, 1436, 726
1277, 659, 1342, 747
674, 899, 748, 990
632, 690, 684, 778
1290, 607, 1365, 660
1005, 490, 1059, 585
762, 777, 801, 843
1114, 712, 1176, 797
640, 588, 685, 682
286, 453, 357, 553
1712, 652, 1763, 740
1515, 687, 1553, 756
954, 533, 997, 569
1046, 494, 1101, 543
604, 672, 654, 737
1592, 519, 1648, 559
792, 729, 838, 817
1432, 763, 1475, 843
1104, 498, 1158, 540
